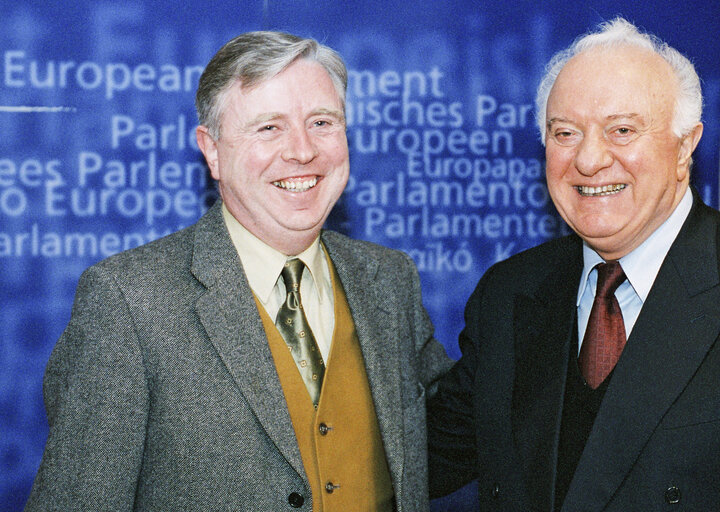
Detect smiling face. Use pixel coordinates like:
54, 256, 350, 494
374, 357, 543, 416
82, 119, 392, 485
544, 45, 702, 260
197, 58, 349, 255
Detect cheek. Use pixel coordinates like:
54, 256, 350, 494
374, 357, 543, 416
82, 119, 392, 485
332, 147, 350, 166
320, 133, 349, 158
545, 154, 570, 192
617, 138, 678, 178
615, 148, 644, 170
228, 152, 274, 184
545, 146, 573, 175
316, 145, 350, 185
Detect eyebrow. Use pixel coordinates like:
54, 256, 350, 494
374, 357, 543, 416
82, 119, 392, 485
244, 112, 284, 130
546, 113, 644, 128
546, 117, 572, 128
244, 108, 345, 130
606, 113, 643, 121
311, 108, 346, 122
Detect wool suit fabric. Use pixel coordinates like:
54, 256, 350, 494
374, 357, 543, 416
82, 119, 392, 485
26, 200, 452, 512
428, 189, 720, 511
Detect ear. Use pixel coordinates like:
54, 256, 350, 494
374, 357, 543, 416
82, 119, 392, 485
196, 125, 220, 180
676, 123, 703, 180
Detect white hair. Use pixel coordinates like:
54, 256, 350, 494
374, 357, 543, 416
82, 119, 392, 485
535, 17, 703, 144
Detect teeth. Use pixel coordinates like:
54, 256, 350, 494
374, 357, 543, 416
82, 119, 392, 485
272, 177, 318, 192
576, 184, 627, 196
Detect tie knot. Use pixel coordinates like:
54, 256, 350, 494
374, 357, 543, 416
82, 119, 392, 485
595, 261, 626, 298
281, 258, 305, 290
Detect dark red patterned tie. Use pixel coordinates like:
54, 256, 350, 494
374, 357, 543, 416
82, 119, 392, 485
578, 261, 627, 389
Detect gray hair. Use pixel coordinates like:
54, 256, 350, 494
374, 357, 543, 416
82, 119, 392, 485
196, 31, 348, 139
535, 17, 702, 143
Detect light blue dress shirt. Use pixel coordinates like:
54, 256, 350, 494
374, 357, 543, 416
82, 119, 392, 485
576, 188, 693, 353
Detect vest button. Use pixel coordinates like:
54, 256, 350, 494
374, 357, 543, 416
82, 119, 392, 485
491, 483, 500, 498
318, 423, 330, 435
325, 481, 338, 494
665, 486, 681, 504
288, 492, 305, 508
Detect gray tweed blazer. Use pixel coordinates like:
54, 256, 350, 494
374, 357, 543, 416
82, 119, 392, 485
26, 201, 452, 512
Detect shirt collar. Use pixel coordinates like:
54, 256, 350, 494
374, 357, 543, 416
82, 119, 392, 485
221, 203, 328, 305
577, 187, 693, 305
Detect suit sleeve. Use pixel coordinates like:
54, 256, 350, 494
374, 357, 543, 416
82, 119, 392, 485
401, 252, 454, 394
25, 265, 148, 511
426, 267, 495, 498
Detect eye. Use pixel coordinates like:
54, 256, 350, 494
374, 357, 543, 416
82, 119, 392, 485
312, 119, 337, 129
551, 128, 581, 146
256, 124, 281, 139
607, 125, 639, 145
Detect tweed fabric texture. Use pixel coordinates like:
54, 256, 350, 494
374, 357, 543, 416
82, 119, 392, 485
26, 200, 453, 512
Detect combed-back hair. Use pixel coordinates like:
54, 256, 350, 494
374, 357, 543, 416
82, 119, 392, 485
196, 31, 347, 139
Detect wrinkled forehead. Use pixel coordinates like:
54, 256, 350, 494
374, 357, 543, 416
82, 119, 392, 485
549, 46, 678, 119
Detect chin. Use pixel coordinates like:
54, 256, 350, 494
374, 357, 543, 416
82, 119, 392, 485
280, 214, 327, 233
579, 231, 618, 243
571, 213, 630, 235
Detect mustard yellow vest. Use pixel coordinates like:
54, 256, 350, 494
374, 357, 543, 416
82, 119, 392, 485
255, 261, 393, 512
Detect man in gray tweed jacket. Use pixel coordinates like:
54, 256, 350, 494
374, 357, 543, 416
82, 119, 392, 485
26, 31, 451, 511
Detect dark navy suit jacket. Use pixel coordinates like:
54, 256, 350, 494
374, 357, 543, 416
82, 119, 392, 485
428, 189, 720, 511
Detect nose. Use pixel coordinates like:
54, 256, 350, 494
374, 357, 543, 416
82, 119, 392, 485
574, 133, 613, 176
282, 127, 318, 164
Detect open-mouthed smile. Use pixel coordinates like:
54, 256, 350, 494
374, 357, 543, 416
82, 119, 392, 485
272, 177, 318, 193
575, 184, 627, 197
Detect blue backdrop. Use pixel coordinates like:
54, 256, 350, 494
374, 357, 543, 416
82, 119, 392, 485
2, 1, 719, 510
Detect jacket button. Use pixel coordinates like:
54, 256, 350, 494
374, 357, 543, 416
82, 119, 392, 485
325, 481, 339, 493
665, 486, 681, 504
288, 492, 304, 508
491, 483, 500, 498
318, 423, 330, 435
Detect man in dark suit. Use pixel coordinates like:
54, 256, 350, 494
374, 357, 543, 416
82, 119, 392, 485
428, 17, 717, 511
26, 31, 451, 511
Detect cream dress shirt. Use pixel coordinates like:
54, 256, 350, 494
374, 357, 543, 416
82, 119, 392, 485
222, 204, 335, 362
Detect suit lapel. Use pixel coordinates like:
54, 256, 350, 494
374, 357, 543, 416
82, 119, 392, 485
191, 203, 306, 479
321, 232, 406, 499
564, 198, 720, 511
512, 236, 583, 512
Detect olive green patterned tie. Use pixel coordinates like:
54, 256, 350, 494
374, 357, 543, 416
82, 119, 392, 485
275, 258, 325, 406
